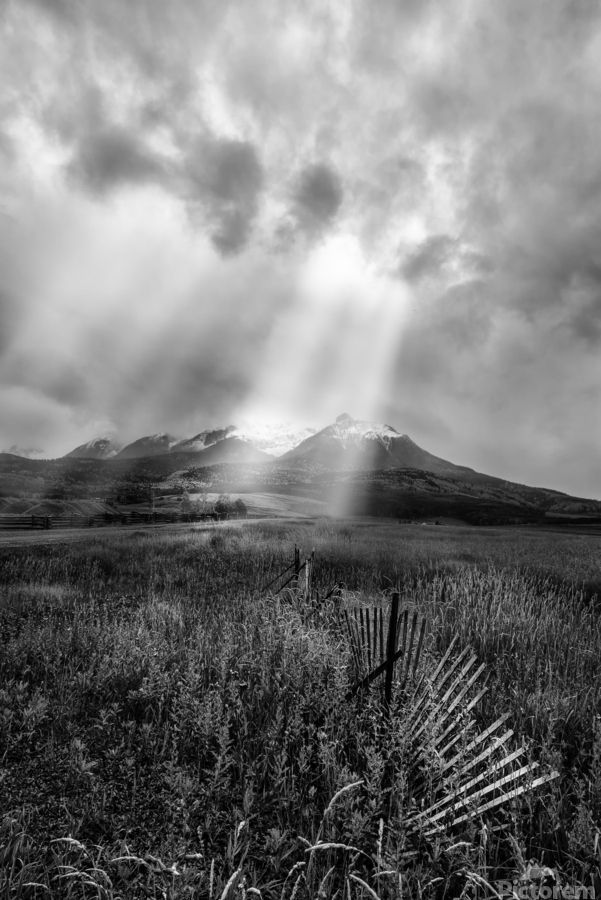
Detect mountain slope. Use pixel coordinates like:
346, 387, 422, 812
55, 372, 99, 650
280, 413, 474, 474
117, 433, 178, 459
2, 413, 600, 526
172, 427, 236, 453
66, 437, 122, 460
181, 437, 272, 466
115, 431, 272, 465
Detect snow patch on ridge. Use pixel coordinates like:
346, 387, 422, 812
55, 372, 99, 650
330, 413, 401, 445
231, 422, 317, 457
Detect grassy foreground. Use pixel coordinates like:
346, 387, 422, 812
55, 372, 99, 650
1, 519, 600, 898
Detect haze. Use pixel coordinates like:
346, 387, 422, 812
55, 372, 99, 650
1, 0, 601, 498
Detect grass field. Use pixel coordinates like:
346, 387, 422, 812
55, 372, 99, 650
1, 519, 600, 898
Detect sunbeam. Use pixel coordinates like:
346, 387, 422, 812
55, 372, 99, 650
240, 233, 411, 430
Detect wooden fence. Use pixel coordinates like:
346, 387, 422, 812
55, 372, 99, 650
0, 509, 241, 531
262, 547, 559, 839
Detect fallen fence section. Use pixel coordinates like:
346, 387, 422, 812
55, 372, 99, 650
260, 550, 560, 839
340, 592, 559, 837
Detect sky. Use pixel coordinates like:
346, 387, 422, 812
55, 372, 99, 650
1, 0, 601, 497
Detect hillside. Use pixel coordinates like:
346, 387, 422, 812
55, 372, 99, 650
280, 413, 475, 474
66, 437, 122, 459
1, 414, 600, 525
117, 433, 179, 459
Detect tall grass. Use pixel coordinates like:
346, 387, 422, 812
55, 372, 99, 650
0, 520, 600, 897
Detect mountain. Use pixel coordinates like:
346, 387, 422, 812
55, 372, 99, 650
181, 436, 272, 465
115, 428, 272, 464
280, 413, 474, 473
1, 444, 46, 459
65, 437, 122, 460
3, 412, 601, 526
95, 422, 312, 461
229, 422, 317, 457
172, 427, 236, 453
117, 433, 178, 459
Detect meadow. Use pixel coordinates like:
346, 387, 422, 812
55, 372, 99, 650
0, 518, 600, 899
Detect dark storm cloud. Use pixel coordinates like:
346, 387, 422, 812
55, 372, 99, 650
29, 363, 89, 407
291, 163, 343, 237
401, 235, 457, 283
21, 0, 75, 23
399, 236, 494, 288
68, 124, 167, 195
183, 138, 264, 256
3, 0, 601, 494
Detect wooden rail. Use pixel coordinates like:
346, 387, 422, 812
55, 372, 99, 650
340, 592, 559, 835
0, 509, 244, 531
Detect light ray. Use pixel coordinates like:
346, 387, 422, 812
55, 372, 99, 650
239, 232, 412, 514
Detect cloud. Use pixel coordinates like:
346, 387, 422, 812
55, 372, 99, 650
69, 124, 167, 194
0, 290, 18, 354
401, 234, 457, 283
183, 137, 264, 255
290, 162, 343, 238
2, 0, 601, 494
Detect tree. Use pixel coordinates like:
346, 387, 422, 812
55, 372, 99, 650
234, 498, 247, 518
214, 494, 232, 519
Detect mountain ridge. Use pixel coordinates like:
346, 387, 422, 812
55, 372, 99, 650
1, 413, 599, 522
280, 412, 476, 475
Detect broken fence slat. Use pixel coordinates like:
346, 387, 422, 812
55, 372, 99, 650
355, 608, 366, 672
343, 609, 363, 675
400, 609, 409, 682
409, 746, 528, 825
338, 599, 558, 840
408, 639, 468, 730
384, 593, 400, 709
411, 651, 479, 743
420, 665, 489, 756
444, 728, 515, 780
423, 771, 560, 837
402, 611, 419, 688
418, 761, 541, 830
432, 664, 488, 746
416, 633, 460, 694
412, 617, 427, 680
369, 606, 376, 666
434, 685, 491, 757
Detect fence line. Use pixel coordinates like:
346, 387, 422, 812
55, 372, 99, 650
260, 550, 560, 838
0, 509, 245, 531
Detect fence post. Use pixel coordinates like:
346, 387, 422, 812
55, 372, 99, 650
294, 545, 300, 591
304, 550, 314, 603
384, 592, 400, 711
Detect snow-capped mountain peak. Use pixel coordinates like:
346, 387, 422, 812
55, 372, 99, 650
229, 421, 317, 457
280, 412, 466, 473
65, 436, 122, 460
116, 433, 179, 459
172, 427, 236, 453
330, 413, 401, 445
